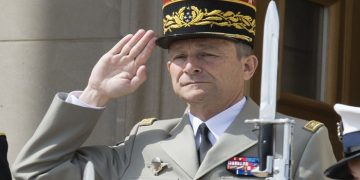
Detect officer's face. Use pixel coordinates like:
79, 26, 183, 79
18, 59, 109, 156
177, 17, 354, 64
167, 38, 257, 116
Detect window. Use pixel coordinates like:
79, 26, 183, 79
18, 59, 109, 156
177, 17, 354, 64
281, 0, 328, 101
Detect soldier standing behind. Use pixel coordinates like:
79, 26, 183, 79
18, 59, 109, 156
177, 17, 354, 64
325, 104, 360, 179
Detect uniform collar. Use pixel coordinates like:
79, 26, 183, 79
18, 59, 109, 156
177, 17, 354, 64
189, 97, 247, 145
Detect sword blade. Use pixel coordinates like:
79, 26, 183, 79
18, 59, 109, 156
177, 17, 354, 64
258, 0, 280, 171
260, 0, 280, 120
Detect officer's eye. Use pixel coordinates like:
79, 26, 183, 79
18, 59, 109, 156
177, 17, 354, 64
198, 52, 219, 62
170, 54, 187, 64
199, 53, 216, 57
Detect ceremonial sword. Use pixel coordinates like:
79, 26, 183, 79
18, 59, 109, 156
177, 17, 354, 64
258, 0, 279, 173
245, 1, 295, 179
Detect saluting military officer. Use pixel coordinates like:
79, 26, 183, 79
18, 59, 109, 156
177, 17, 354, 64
13, 0, 336, 179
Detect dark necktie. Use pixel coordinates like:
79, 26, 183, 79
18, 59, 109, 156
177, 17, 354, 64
198, 123, 212, 164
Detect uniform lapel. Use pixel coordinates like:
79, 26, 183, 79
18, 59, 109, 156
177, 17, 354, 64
194, 98, 260, 179
160, 114, 199, 178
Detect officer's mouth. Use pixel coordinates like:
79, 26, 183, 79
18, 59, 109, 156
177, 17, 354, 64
180, 81, 210, 86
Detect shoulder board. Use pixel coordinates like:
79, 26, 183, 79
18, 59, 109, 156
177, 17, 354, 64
303, 120, 324, 133
0, 132, 5, 136
139, 118, 157, 126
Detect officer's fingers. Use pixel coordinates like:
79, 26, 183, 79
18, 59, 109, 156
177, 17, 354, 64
131, 65, 147, 89
119, 29, 146, 57
128, 30, 155, 59
108, 34, 133, 55
134, 37, 156, 66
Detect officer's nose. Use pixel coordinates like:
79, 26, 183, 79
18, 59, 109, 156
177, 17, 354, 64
183, 58, 202, 74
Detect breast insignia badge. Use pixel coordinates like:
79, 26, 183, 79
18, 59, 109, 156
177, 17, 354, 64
226, 156, 259, 176
147, 157, 169, 176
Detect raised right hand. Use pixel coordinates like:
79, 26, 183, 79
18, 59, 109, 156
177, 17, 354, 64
79, 29, 156, 107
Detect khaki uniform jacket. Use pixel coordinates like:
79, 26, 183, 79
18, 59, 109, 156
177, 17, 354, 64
13, 93, 336, 180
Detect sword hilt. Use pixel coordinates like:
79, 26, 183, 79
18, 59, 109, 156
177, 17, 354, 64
258, 124, 274, 171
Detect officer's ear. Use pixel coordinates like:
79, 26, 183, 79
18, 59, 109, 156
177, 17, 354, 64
242, 55, 258, 80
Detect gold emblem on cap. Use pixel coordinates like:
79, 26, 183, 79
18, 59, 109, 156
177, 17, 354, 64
139, 118, 157, 126
303, 120, 324, 133
163, 6, 255, 35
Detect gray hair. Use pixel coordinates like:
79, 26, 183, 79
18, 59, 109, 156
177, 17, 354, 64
235, 42, 253, 59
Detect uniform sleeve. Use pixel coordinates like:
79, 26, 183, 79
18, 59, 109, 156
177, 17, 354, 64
12, 93, 136, 180
294, 126, 337, 180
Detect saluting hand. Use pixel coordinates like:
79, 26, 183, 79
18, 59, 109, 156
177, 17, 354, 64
79, 29, 156, 107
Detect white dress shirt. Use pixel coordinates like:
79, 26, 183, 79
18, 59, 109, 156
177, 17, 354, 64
189, 97, 247, 149
65, 91, 104, 109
